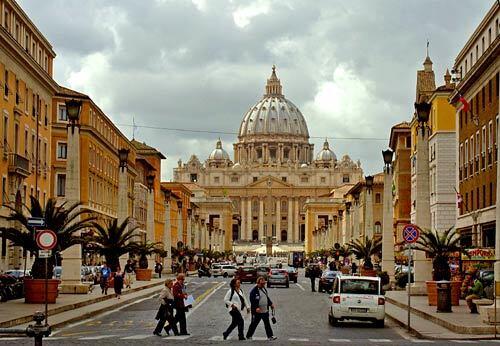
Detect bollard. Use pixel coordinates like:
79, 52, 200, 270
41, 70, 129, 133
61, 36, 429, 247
26, 311, 51, 346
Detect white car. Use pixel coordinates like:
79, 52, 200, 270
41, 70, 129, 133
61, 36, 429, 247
213, 265, 237, 278
328, 275, 385, 328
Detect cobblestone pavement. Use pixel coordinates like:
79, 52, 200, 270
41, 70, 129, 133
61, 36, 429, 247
2, 274, 500, 345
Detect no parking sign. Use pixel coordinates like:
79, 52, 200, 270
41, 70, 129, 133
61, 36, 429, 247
403, 224, 420, 244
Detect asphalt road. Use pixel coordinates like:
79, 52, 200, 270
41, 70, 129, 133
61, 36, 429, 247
2, 272, 500, 345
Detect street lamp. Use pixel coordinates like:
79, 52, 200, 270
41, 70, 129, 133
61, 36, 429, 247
65, 99, 82, 134
415, 101, 431, 137
382, 149, 394, 171
164, 189, 171, 202
146, 174, 155, 191
118, 148, 130, 170
365, 175, 374, 191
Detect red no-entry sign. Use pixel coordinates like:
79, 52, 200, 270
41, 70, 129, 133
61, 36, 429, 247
403, 224, 420, 244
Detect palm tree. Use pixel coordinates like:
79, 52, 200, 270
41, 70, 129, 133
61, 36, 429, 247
86, 218, 140, 272
348, 236, 382, 270
131, 241, 163, 269
1, 196, 94, 279
413, 226, 463, 281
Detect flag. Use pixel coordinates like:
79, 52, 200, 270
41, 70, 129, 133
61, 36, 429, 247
459, 95, 469, 113
456, 191, 463, 209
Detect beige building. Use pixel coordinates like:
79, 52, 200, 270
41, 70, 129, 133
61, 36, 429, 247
174, 67, 363, 254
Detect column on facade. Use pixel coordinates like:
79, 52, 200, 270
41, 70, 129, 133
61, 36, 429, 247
60, 124, 87, 293
382, 167, 395, 281
353, 201, 359, 239
495, 125, 500, 283
194, 217, 200, 249
259, 198, 264, 241
247, 198, 252, 240
365, 189, 373, 239
200, 220, 206, 249
294, 198, 300, 242
275, 198, 281, 241
240, 198, 246, 241
117, 164, 129, 269
344, 208, 351, 244
147, 189, 156, 268
177, 206, 183, 247
186, 213, 192, 248
287, 198, 293, 242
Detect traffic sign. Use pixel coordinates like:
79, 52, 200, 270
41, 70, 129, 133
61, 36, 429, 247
27, 217, 45, 227
38, 249, 52, 258
36, 230, 57, 250
403, 224, 420, 244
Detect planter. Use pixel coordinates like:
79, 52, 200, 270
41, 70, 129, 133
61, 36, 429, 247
360, 268, 377, 277
426, 281, 462, 306
135, 268, 152, 281
24, 278, 59, 304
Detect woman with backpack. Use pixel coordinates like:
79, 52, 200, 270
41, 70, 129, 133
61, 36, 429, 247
223, 278, 249, 340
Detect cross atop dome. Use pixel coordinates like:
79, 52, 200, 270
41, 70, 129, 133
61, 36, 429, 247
265, 65, 283, 97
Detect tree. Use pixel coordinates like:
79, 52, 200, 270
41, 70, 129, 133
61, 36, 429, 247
348, 236, 382, 270
1, 196, 94, 279
413, 227, 463, 281
86, 218, 139, 272
131, 241, 163, 269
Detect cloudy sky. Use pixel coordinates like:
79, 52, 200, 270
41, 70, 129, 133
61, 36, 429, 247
19, 0, 494, 180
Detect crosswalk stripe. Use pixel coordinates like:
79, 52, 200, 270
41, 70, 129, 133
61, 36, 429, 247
164, 335, 191, 340
121, 334, 152, 340
289, 338, 309, 341
369, 339, 392, 343
79, 335, 117, 340
329, 339, 351, 342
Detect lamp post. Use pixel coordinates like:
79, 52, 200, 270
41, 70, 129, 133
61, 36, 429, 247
413, 101, 433, 290
382, 148, 395, 283
117, 148, 130, 269
146, 173, 155, 268
164, 189, 172, 273
353, 192, 360, 239
60, 99, 87, 293
365, 176, 374, 239
344, 202, 351, 241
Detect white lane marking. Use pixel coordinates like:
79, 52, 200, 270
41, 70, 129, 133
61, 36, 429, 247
296, 283, 305, 291
411, 340, 435, 343
79, 335, 118, 340
250, 337, 268, 341
451, 341, 477, 344
329, 339, 351, 342
46, 337, 69, 340
121, 334, 152, 340
51, 292, 158, 335
369, 339, 392, 343
164, 335, 191, 340
209, 336, 224, 341
290, 338, 309, 341
186, 281, 226, 318
0, 338, 22, 340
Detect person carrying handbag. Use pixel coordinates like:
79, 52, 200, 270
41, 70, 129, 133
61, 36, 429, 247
223, 278, 250, 340
153, 279, 179, 336
246, 276, 277, 341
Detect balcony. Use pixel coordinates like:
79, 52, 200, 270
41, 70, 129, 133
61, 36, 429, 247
8, 153, 30, 178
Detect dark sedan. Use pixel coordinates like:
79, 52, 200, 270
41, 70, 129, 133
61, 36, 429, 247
255, 265, 270, 280
286, 266, 298, 283
318, 270, 340, 293
236, 266, 257, 283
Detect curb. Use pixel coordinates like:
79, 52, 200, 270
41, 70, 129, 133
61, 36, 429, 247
0, 280, 166, 328
386, 296, 496, 335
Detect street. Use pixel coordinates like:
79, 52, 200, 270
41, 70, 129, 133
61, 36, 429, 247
2, 272, 500, 345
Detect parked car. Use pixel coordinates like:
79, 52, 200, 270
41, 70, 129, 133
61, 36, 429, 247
285, 266, 298, 283
220, 265, 237, 278
267, 269, 289, 288
211, 264, 222, 277
4, 270, 27, 279
319, 270, 340, 293
255, 265, 270, 280
236, 266, 257, 283
329, 275, 385, 328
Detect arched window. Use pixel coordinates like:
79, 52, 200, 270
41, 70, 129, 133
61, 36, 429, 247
252, 230, 259, 241
374, 222, 382, 234
281, 230, 287, 242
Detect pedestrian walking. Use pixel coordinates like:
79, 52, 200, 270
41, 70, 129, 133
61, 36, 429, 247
100, 262, 111, 295
155, 261, 163, 278
351, 262, 357, 274
154, 279, 179, 336
172, 273, 190, 335
114, 267, 124, 299
309, 264, 321, 292
223, 278, 250, 340
124, 259, 135, 289
246, 277, 277, 341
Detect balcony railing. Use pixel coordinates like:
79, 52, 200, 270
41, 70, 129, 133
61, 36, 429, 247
8, 153, 30, 177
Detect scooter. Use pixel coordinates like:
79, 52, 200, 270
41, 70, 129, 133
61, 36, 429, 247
198, 267, 211, 278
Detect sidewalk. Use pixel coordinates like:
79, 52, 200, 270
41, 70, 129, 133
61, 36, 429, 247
385, 290, 500, 340
0, 277, 168, 329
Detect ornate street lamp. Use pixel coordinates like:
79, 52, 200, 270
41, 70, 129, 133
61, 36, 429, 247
118, 148, 130, 170
146, 174, 155, 191
176, 200, 183, 209
365, 175, 374, 191
345, 201, 351, 213
382, 149, 394, 172
164, 189, 171, 202
65, 99, 82, 134
415, 101, 431, 137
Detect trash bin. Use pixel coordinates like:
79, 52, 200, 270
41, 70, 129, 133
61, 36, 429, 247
436, 280, 452, 313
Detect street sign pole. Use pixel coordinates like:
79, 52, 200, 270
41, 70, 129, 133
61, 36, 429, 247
402, 224, 419, 333
407, 243, 412, 331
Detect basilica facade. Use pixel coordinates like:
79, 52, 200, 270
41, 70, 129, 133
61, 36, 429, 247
174, 67, 363, 254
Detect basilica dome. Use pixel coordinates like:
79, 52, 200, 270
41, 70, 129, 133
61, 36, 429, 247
316, 140, 337, 161
208, 139, 230, 161
238, 66, 309, 140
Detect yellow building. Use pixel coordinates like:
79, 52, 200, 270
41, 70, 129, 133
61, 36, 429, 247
0, 0, 58, 270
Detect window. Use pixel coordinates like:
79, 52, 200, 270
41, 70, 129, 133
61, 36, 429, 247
374, 222, 382, 234
58, 105, 67, 121
253, 177, 258, 182
342, 174, 350, 183
405, 136, 411, 148
375, 193, 381, 204
489, 121, 494, 165
320, 177, 326, 183
300, 176, 309, 183
214, 176, 220, 183
190, 173, 197, 182
57, 142, 67, 159
489, 80, 492, 103
1, 176, 6, 204
4, 70, 8, 97
56, 174, 66, 196
230, 176, 238, 183
281, 177, 287, 182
